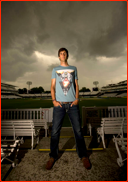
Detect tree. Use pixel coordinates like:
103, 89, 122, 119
18, 86, 44, 94
79, 87, 91, 92
23, 88, 27, 93
18, 88, 27, 94
38, 86, 44, 93
18, 89, 23, 94
30, 86, 44, 93
44, 91, 51, 93
93, 87, 99, 91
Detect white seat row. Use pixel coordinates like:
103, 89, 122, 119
97, 117, 127, 148
1, 120, 39, 149
1, 139, 20, 167
113, 136, 127, 167
87, 106, 127, 136
1, 108, 54, 137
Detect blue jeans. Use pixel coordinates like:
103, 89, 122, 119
49, 103, 87, 160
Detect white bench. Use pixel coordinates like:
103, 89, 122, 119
113, 117, 127, 167
1, 108, 53, 137
113, 136, 127, 167
33, 119, 48, 137
97, 117, 126, 148
123, 117, 127, 134
1, 139, 20, 167
108, 106, 127, 117
1, 120, 39, 149
87, 106, 127, 136
1, 122, 15, 139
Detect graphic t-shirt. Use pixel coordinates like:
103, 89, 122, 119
51, 65, 78, 102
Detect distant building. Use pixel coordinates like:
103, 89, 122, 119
1, 83, 18, 93
101, 80, 127, 92
1, 83, 21, 99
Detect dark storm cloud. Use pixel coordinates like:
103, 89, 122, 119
88, 2, 127, 58
1, 1, 50, 81
2, 1, 126, 58
47, 63, 60, 71
1, 1, 127, 87
58, 1, 127, 60
1, 49, 36, 81
1, 1, 50, 56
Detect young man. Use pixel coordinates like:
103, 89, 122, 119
46, 48, 91, 170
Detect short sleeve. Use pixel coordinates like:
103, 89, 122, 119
51, 68, 56, 79
75, 67, 78, 80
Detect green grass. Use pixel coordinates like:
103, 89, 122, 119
1, 97, 127, 127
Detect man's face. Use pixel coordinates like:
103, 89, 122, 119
59, 51, 68, 62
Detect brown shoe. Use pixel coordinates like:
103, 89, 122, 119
81, 157, 91, 170
46, 157, 55, 170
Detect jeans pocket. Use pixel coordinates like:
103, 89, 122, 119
54, 105, 60, 108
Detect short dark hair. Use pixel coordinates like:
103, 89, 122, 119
58, 47, 69, 59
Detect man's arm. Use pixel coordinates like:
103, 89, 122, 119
51, 78, 62, 107
70, 79, 79, 107
75, 79, 79, 100
51, 78, 56, 101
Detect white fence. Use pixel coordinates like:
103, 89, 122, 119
1, 108, 53, 123
82, 106, 127, 136
108, 106, 127, 117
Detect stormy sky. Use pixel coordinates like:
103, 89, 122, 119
1, 1, 127, 91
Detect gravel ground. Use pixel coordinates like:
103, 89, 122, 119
1, 128, 127, 181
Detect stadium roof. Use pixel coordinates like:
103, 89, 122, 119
1, 83, 18, 92
1, 83, 17, 88
118, 80, 127, 84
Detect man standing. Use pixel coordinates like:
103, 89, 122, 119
46, 48, 91, 170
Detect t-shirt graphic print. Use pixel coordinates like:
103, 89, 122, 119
56, 69, 74, 96
52, 65, 78, 102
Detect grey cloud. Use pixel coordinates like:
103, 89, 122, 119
58, 1, 127, 60
1, 49, 36, 81
1, 1, 127, 87
59, 1, 91, 23
88, 2, 127, 58
42, 1, 126, 61
47, 63, 60, 71
2, 1, 127, 58
23, 41, 36, 56
1, 1, 47, 56
37, 34, 50, 44
2, 1, 126, 59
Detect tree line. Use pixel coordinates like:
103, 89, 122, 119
18, 86, 91, 94
18, 87, 50, 94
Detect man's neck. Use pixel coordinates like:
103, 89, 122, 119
60, 60, 69, 67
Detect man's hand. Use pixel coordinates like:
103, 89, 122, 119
70, 99, 79, 107
53, 101, 62, 107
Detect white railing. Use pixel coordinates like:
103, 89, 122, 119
82, 106, 127, 136
1, 108, 54, 139
1, 108, 52, 122
108, 106, 127, 117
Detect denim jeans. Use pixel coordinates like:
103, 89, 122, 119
49, 103, 87, 160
